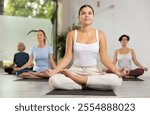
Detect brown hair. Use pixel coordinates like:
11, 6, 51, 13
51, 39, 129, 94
119, 35, 130, 41
37, 30, 46, 44
27, 29, 46, 44
78, 5, 95, 16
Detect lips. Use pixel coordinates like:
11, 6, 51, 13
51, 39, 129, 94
84, 19, 91, 21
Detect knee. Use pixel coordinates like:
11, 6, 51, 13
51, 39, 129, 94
109, 74, 122, 89
138, 68, 144, 76
18, 72, 28, 78
49, 74, 61, 89
18, 73, 25, 78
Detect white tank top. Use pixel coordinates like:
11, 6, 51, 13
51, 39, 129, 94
117, 49, 132, 71
73, 29, 99, 67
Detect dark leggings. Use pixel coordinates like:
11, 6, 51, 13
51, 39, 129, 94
4, 67, 14, 74
106, 68, 144, 78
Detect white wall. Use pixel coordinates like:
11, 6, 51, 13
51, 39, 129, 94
61, 0, 150, 73
0, 15, 52, 61
61, 0, 72, 32
114, 0, 150, 70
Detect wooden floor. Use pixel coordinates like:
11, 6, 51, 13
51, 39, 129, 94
0, 71, 150, 98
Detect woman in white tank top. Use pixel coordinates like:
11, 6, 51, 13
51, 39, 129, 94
109, 35, 148, 78
44, 5, 125, 90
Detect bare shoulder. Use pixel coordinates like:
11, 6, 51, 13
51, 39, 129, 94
98, 30, 105, 36
67, 30, 75, 41
130, 48, 135, 54
98, 30, 105, 41
115, 49, 119, 53
67, 30, 74, 37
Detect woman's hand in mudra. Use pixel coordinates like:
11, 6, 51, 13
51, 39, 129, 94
43, 69, 59, 77
117, 68, 126, 77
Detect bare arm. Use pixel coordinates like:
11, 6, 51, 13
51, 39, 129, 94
99, 31, 122, 76
131, 49, 147, 71
49, 53, 56, 69
113, 50, 118, 65
52, 31, 74, 73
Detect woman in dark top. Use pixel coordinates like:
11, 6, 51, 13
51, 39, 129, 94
4, 42, 30, 76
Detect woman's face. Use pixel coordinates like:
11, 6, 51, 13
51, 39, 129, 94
120, 37, 129, 47
18, 43, 25, 52
36, 31, 45, 43
78, 7, 94, 26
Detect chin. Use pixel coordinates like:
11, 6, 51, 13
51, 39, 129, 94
83, 22, 92, 26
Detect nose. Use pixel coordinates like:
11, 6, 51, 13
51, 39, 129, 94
85, 13, 89, 17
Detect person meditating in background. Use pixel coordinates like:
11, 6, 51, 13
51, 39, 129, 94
44, 5, 125, 90
4, 42, 30, 76
14, 30, 56, 78
107, 35, 148, 78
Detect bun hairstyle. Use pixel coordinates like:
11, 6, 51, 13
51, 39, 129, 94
78, 4, 95, 16
27, 29, 46, 44
118, 35, 130, 41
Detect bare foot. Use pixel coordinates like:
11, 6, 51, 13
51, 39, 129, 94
29, 72, 49, 78
60, 69, 87, 85
60, 69, 73, 78
123, 71, 135, 78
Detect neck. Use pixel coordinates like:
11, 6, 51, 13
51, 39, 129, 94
80, 24, 93, 32
38, 42, 45, 48
122, 46, 127, 49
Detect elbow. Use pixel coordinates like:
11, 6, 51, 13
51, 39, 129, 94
134, 60, 138, 65
100, 55, 108, 65
28, 62, 32, 66
63, 54, 72, 63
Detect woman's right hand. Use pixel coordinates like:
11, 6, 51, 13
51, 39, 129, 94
143, 67, 148, 71
43, 69, 60, 77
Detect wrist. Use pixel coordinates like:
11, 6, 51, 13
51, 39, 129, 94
54, 68, 61, 73
115, 71, 121, 77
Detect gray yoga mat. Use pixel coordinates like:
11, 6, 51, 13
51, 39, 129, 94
123, 77, 144, 81
46, 89, 116, 96
14, 78, 49, 82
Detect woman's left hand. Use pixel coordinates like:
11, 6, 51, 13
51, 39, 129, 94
143, 67, 148, 71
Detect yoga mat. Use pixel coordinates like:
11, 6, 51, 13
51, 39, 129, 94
46, 89, 116, 96
14, 78, 49, 82
123, 77, 144, 81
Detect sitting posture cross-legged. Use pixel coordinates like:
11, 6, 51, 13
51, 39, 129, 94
14, 30, 56, 78
107, 35, 148, 78
4, 42, 29, 76
45, 5, 125, 90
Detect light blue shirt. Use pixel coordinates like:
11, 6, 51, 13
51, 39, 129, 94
30, 45, 53, 72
